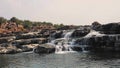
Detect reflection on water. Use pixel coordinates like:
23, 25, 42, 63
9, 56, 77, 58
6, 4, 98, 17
1, 52, 120, 68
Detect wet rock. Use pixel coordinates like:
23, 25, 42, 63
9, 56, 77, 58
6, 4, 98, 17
21, 46, 33, 52
15, 32, 42, 40
75, 35, 120, 52
92, 23, 120, 34
0, 45, 21, 54
51, 31, 63, 39
71, 46, 82, 51
0, 36, 15, 44
38, 29, 51, 38
12, 38, 48, 47
91, 21, 101, 30
21, 44, 39, 52
57, 25, 78, 30
71, 28, 90, 38
34, 44, 55, 54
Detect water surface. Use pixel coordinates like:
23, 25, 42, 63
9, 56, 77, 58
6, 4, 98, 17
0, 52, 120, 68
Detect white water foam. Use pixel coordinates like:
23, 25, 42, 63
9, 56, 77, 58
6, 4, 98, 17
85, 30, 105, 38
55, 51, 77, 54
48, 30, 90, 54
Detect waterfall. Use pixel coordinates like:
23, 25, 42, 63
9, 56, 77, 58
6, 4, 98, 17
55, 42, 71, 52
85, 30, 105, 38
47, 29, 92, 54
47, 30, 76, 54
64, 30, 74, 38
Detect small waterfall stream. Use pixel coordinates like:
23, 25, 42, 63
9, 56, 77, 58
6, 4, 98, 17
48, 30, 75, 54
47, 29, 105, 53
85, 30, 105, 38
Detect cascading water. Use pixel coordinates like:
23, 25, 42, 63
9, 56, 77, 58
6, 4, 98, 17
64, 30, 74, 39
73, 30, 105, 52
85, 30, 105, 38
48, 29, 104, 53
47, 30, 76, 54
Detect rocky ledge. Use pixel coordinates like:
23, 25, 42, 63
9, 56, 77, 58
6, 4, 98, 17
33, 44, 55, 54
0, 31, 49, 54
75, 35, 120, 52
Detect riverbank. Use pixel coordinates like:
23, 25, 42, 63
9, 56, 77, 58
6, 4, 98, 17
0, 30, 50, 54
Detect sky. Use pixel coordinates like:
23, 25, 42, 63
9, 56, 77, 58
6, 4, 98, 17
0, 0, 120, 25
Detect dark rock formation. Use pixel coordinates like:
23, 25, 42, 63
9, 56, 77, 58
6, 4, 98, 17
0, 31, 49, 54
33, 44, 55, 54
12, 38, 48, 48
0, 44, 22, 54
51, 31, 63, 39
71, 28, 90, 38
16, 33, 42, 40
92, 23, 120, 34
71, 46, 82, 51
57, 25, 78, 30
75, 35, 120, 52
38, 29, 51, 38
91, 21, 101, 30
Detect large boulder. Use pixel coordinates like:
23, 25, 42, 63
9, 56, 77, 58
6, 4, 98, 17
75, 35, 120, 52
38, 29, 51, 38
91, 21, 101, 30
92, 23, 120, 34
34, 44, 55, 54
21, 44, 39, 52
51, 31, 63, 39
71, 28, 90, 38
0, 44, 22, 54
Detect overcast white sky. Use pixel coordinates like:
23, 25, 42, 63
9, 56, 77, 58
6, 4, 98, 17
0, 0, 120, 25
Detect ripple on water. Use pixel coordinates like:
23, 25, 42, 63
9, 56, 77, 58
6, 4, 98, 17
1, 52, 120, 68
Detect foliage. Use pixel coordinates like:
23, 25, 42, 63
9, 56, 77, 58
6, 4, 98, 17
10, 17, 23, 24
0, 17, 7, 24
22, 20, 33, 29
54, 23, 64, 29
0, 17, 65, 29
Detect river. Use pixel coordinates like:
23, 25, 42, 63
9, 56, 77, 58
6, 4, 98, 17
1, 30, 120, 68
1, 52, 120, 68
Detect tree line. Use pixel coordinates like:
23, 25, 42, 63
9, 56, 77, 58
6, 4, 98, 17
0, 17, 64, 29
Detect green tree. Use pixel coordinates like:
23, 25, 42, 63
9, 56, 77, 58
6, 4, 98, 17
10, 17, 23, 24
33, 22, 42, 26
23, 20, 33, 29
54, 23, 64, 29
0, 17, 7, 24
41, 22, 53, 26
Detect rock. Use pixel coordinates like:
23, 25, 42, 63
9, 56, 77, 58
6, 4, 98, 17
91, 21, 101, 30
75, 35, 120, 52
34, 44, 55, 54
21, 44, 39, 52
71, 28, 90, 38
0, 44, 39, 54
15, 32, 42, 40
51, 31, 63, 39
0, 36, 15, 44
38, 29, 50, 38
57, 25, 78, 30
0, 45, 20, 54
92, 23, 120, 34
71, 46, 82, 51
0, 22, 26, 34
12, 38, 48, 47
21, 45, 33, 52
